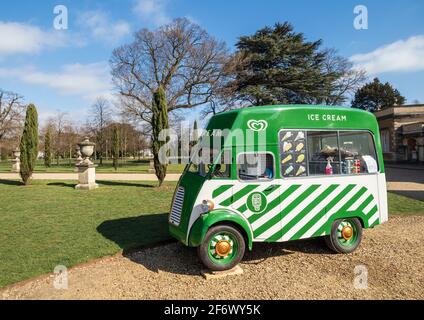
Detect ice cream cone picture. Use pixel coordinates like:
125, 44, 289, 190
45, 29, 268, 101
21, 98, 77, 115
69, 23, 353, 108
281, 132, 293, 142
296, 166, 306, 176
294, 132, 304, 141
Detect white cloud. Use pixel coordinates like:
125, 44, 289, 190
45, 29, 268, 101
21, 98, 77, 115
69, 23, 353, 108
133, 0, 170, 26
0, 62, 113, 102
0, 22, 66, 57
350, 35, 424, 74
78, 11, 131, 43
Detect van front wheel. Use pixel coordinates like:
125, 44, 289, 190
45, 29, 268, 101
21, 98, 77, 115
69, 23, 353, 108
198, 225, 245, 271
325, 218, 363, 254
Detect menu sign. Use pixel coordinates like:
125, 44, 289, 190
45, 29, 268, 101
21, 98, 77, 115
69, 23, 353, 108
279, 130, 307, 178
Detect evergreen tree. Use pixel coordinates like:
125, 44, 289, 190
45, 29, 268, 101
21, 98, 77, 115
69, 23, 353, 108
44, 128, 52, 167
20, 104, 39, 185
112, 125, 120, 171
352, 78, 406, 112
193, 120, 199, 142
151, 86, 169, 186
190, 120, 199, 150
226, 22, 338, 105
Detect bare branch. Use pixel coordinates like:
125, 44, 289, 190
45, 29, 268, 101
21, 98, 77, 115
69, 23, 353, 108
110, 18, 230, 128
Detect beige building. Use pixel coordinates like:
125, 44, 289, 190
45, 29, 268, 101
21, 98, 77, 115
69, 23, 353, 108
375, 105, 424, 163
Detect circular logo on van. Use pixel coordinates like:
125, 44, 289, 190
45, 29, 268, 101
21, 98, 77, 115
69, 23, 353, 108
247, 192, 268, 213
247, 120, 268, 132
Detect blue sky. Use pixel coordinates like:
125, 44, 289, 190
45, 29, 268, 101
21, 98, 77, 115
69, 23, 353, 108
0, 0, 423, 126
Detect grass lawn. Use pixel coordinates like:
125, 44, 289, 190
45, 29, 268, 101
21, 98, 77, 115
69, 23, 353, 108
0, 180, 422, 288
0, 159, 185, 174
387, 192, 424, 215
0, 180, 176, 288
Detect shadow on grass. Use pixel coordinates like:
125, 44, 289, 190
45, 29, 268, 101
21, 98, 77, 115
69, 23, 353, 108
97, 213, 171, 251
96, 180, 155, 188
47, 182, 76, 188
0, 179, 24, 186
97, 213, 203, 275
390, 191, 424, 202
97, 214, 333, 275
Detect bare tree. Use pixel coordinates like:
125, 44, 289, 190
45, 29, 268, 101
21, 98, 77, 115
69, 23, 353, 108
88, 97, 112, 165
47, 111, 69, 166
0, 89, 25, 141
110, 17, 229, 133
318, 49, 367, 105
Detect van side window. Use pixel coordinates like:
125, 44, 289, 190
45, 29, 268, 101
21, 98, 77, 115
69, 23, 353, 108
307, 131, 340, 175
280, 130, 307, 177
237, 153, 274, 181
339, 131, 378, 174
279, 129, 379, 178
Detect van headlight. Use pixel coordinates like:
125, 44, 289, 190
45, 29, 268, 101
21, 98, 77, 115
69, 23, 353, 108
201, 200, 214, 213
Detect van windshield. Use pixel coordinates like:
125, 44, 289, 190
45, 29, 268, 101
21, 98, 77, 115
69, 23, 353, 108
186, 148, 230, 178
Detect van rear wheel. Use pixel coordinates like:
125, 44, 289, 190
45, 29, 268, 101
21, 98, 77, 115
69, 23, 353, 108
198, 225, 245, 271
325, 218, 363, 254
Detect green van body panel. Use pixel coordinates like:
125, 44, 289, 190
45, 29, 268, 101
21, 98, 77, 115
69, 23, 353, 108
168, 171, 206, 245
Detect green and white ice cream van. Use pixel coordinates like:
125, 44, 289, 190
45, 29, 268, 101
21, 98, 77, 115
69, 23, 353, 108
169, 105, 388, 271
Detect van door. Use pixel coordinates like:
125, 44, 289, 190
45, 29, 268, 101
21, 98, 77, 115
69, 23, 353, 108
230, 152, 285, 242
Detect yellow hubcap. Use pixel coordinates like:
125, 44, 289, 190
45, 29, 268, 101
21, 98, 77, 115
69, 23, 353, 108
342, 226, 353, 240
215, 240, 231, 257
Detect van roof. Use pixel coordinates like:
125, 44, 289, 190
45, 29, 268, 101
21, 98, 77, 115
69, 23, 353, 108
207, 104, 379, 134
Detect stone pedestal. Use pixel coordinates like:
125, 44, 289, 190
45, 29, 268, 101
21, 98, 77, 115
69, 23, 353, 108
75, 165, 98, 190
201, 265, 244, 280
11, 159, 20, 173
148, 159, 155, 173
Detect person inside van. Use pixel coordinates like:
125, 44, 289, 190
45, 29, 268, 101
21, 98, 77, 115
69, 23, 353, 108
261, 155, 274, 179
264, 166, 274, 179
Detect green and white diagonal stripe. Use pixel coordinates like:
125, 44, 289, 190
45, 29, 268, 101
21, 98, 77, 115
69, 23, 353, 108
211, 182, 379, 242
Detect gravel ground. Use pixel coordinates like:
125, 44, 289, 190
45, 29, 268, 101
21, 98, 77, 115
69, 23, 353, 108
1, 216, 423, 300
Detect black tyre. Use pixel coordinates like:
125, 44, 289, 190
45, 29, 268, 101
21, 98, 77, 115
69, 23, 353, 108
197, 225, 246, 271
325, 218, 363, 254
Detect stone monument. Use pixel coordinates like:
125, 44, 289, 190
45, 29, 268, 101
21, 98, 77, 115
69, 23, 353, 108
11, 148, 20, 173
75, 137, 98, 190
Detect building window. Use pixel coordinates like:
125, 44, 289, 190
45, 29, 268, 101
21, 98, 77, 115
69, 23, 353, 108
380, 130, 390, 153
237, 153, 274, 181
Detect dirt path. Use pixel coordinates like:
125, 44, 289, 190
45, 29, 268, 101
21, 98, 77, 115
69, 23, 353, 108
1, 216, 423, 300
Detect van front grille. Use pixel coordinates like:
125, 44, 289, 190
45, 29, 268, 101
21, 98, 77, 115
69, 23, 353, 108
170, 187, 185, 226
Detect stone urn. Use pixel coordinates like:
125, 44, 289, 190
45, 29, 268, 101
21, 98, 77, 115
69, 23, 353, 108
12, 148, 21, 173
77, 137, 96, 166
13, 148, 21, 159
75, 138, 98, 190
